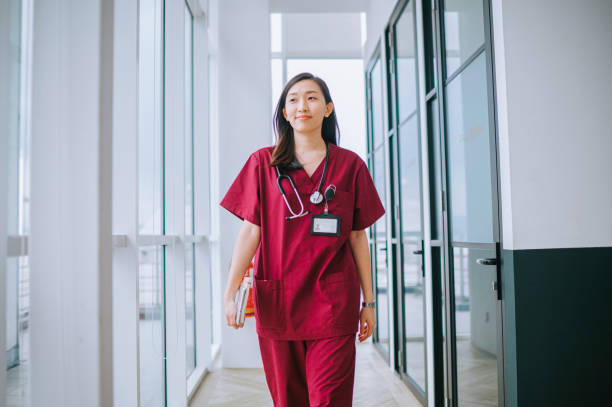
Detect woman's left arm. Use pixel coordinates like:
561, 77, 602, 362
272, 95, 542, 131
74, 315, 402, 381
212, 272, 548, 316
348, 229, 376, 343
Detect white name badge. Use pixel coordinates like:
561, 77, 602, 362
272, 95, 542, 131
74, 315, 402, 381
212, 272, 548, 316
310, 213, 341, 236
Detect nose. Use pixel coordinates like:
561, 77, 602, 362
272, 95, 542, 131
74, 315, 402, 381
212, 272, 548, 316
297, 96, 308, 112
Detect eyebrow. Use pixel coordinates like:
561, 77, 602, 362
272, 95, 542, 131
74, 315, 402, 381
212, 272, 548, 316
287, 90, 320, 96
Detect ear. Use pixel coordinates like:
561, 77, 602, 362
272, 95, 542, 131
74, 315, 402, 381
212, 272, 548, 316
324, 102, 334, 118
282, 107, 287, 120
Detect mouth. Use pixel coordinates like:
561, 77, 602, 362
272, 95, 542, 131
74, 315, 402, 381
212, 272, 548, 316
296, 116, 311, 120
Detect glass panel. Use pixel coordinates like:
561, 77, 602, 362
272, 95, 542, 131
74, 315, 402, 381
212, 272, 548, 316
271, 58, 283, 124
428, 99, 442, 240
270, 13, 282, 53
445, 54, 494, 243
372, 148, 389, 354
398, 116, 426, 389
138, 0, 165, 404
286, 59, 366, 158
139, 247, 166, 407
395, 2, 417, 121
185, 243, 196, 375
423, 0, 437, 91
452, 247, 499, 406
184, 4, 196, 377
139, 0, 164, 235
371, 59, 384, 149
6, 1, 31, 405
443, 0, 484, 76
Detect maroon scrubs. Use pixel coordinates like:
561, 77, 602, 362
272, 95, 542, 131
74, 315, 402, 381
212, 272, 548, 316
220, 143, 385, 406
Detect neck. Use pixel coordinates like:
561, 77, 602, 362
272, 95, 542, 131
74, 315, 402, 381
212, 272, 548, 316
293, 130, 326, 154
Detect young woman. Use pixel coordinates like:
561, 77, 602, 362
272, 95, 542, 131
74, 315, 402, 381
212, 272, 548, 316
220, 72, 385, 406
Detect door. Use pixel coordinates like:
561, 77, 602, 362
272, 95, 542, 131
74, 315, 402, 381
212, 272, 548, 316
430, 0, 505, 405
366, 47, 392, 361
386, 1, 428, 403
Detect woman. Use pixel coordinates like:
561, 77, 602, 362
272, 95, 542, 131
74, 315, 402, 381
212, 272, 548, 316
220, 72, 385, 406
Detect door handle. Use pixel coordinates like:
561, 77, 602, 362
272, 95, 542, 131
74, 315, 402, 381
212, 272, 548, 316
412, 250, 423, 255
476, 258, 497, 266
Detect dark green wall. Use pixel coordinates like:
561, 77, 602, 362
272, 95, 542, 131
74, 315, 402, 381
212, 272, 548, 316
502, 247, 612, 406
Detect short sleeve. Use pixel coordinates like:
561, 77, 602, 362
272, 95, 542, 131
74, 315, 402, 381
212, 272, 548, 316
220, 152, 261, 226
352, 160, 385, 230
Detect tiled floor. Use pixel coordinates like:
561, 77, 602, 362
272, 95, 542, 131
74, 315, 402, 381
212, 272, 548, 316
189, 340, 422, 407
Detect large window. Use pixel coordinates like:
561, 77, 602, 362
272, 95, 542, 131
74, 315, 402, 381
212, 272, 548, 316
184, 1, 196, 378
138, 0, 166, 404
6, 0, 33, 405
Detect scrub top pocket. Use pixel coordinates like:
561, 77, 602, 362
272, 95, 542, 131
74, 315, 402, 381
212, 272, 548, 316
253, 279, 286, 330
321, 272, 360, 329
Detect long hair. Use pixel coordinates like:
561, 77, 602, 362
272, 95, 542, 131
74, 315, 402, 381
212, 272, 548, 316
269, 72, 340, 168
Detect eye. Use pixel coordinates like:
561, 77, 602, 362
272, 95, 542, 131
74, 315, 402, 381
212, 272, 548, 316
308, 96, 316, 100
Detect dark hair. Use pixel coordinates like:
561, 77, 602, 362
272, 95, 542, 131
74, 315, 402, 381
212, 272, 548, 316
269, 72, 340, 168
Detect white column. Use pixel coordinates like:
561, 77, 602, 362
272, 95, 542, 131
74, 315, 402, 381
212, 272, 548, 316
29, 0, 114, 405
192, 3, 214, 383
213, 0, 271, 368
112, 0, 139, 405
0, 1, 11, 404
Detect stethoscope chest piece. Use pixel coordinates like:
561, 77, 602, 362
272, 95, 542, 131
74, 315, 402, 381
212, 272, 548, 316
310, 190, 324, 205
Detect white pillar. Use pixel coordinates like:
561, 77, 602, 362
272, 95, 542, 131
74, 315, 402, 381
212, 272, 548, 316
212, 0, 272, 368
29, 0, 114, 405
112, 0, 139, 405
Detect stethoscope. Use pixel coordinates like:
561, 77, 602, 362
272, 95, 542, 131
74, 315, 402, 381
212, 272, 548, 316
275, 143, 332, 220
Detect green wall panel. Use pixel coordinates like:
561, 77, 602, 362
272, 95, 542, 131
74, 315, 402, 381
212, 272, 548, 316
503, 247, 612, 406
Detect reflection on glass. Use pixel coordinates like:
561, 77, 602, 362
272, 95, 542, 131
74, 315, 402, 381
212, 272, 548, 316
139, 0, 163, 235
286, 59, 366, 157
185, 243, 195, 375
373, 148, 387, 237
452, 247, 498, 406
394, 2, 417, 121
184, 4, 196, 377
6, 1, 32, 405
372, 148, 389, 354
139, 247, 166, 407
138, 1, 166, 405
375, 242, 389, 354
371, 58, 384, 149
398, 116, 426, 389
443, 0, 484, 76
428, 99, 442, 240
445, 54, 494, 243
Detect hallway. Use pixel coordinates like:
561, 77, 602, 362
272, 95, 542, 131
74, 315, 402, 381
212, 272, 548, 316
190, 342, 421, 407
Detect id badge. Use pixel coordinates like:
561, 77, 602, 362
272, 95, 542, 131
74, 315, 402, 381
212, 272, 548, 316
310, 213, 341, 236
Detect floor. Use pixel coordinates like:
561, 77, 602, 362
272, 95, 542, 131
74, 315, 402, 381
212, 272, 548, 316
189, 340, 422, 407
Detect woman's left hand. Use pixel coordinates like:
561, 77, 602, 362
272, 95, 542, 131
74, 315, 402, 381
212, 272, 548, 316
358, 306, 376, 343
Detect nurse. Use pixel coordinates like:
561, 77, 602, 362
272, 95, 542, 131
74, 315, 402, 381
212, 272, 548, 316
220, 72, 385, 406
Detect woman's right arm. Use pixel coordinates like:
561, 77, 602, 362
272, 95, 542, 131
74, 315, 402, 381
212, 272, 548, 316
223, 219, 261, 329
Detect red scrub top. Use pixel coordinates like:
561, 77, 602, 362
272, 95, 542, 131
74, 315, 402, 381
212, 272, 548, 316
220, 142, 385, 340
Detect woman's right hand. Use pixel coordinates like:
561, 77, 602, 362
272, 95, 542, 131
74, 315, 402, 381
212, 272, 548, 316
224, 295, 243, 329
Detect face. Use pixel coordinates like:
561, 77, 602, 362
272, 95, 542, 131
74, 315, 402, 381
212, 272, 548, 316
282, 79, 334, 133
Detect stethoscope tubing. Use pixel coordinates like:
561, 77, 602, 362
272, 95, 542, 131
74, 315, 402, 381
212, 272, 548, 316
275, 143, 329, 220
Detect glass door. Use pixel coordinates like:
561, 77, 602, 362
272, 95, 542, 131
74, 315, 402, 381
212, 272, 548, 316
387, 0, 428, 403
430, 0, 505, 405
366, 49, 391, 360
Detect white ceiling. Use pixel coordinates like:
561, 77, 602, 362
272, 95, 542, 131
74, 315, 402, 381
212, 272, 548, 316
269, 0, 369, 13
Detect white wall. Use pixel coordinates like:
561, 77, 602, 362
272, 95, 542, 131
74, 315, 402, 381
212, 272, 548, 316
211, 0, 272, 368
492, 0, 612, 250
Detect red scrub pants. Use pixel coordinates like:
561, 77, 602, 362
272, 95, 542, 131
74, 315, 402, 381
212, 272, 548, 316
258, 334, 356, 407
